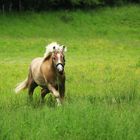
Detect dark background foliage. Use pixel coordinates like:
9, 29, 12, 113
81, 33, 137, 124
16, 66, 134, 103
0, 0, 139, 12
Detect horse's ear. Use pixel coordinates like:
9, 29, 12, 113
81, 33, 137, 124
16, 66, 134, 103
53, 46, 57, 53
62, 45, 67, 52
53, 46, 55, 51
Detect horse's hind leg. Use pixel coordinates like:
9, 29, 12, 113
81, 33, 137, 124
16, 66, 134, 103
40, 88, 50, 103
28, 80, 38, 101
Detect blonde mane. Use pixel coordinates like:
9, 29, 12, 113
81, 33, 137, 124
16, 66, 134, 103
43, 42, 67, 60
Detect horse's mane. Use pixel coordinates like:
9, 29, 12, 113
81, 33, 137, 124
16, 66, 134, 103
44, 42, 59, 59
42, 42, 58, 61
43, 42, 67, 61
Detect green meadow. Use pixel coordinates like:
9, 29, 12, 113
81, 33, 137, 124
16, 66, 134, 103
0, 5, 140, 140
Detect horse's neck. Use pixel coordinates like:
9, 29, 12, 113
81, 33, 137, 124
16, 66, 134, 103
42, 55, 64, 80
43, 55, 55, 72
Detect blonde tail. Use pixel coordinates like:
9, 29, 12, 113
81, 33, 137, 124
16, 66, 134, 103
15, 78, 28, 94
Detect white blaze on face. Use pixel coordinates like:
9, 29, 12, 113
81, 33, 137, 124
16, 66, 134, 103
56, 53, 63, 72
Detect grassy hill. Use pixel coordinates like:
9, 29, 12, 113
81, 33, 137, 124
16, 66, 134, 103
0, 5, 140, 140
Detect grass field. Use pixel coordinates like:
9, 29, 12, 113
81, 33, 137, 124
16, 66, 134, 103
0, 5, 140, 140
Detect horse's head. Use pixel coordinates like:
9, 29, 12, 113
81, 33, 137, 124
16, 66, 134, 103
52, 46, 66, 75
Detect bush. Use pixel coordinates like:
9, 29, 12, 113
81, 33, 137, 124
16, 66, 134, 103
0, 0, 139, 12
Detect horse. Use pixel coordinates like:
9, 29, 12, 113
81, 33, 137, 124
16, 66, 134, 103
15, 42, 66, 106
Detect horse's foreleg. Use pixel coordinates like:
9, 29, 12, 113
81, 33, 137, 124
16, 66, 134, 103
59, 82, 65, 99
48, 84, 61, 106
58, 77, 65, 102
57, 84, 65, 104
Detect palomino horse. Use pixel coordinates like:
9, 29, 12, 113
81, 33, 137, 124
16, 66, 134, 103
15, 42, 66, 106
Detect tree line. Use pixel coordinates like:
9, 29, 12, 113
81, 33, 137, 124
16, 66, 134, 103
0, 0, 139, 12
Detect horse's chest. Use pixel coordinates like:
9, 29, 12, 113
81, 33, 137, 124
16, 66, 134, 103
48, 76, 59, 86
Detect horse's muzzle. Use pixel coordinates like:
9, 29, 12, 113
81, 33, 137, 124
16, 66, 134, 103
56, 63, 64, 74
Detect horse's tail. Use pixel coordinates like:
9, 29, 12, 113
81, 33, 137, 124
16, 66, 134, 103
15, 78, 29, 93
15, 67, 33, 94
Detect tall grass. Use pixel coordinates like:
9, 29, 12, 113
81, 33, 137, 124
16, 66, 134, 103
0, 5, 140, 140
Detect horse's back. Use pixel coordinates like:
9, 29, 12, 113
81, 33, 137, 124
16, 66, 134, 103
30, 57, 43, 71
31, 57, 42, 63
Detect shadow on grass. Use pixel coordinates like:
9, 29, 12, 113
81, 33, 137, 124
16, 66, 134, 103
26, 94, 56, 109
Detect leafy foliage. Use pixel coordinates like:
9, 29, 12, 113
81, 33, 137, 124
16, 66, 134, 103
0, 0, 139, 12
